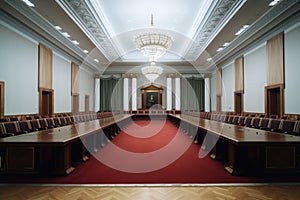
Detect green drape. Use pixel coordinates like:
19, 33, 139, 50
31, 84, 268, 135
181, 76, 205, 111
100, 77, 123, 112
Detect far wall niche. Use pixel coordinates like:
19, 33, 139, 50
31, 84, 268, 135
141, 84, 163, 109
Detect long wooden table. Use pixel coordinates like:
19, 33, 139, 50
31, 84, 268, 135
0, 115, 131, 175
168, 114, 300, 175
1, 113, 300, 176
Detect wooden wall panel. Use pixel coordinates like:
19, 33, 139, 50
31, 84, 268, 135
267, 32, 284, 85
71, 63, 79, 95
38, 44, 53, 89
235, 56, 244, 92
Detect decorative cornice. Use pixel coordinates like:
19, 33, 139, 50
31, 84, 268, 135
122, 74, 138, 79
56, 0, 119, 62
1, 0, 101, 72
166, 73, 181, 78
185, 0, 246, 61
211, 0, 300, 68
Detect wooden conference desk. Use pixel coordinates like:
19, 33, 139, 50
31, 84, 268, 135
169, 114, 300, 175
1, 113, 300, 176
0, 115, 131, 175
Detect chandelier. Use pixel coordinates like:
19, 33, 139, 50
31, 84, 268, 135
134, 15, 173, 62
141, 62, 163, 82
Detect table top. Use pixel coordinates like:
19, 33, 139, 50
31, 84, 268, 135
170, 114, 300, 144
0, 115, 131, 145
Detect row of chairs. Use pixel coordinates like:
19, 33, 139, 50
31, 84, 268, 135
207, 113, 300, 136
0, 114, 98, 138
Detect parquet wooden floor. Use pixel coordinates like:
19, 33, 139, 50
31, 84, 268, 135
0, 185, 300, 200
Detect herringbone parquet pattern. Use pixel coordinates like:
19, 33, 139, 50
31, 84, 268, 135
0, 185, 300, 200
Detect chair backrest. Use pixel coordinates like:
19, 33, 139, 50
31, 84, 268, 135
267, 119, 281, 131
0, 123, 6, 134
258, 118, 269, 129
3, 121, 20, 134
46, 118, 55, 127
10, 117, 19, 122
237, 116, 245, 125
38, 119, 49, 129
244, 117, 253, 127
251, 118, 260, 128
232, 116, 239, 124
0, 118, 9, 122
227, 115, 233, 124
18, 120, 32, 133
53, 117, 62, 127
59, 117, 67, 125
293, 121, 300, 135
30, 120, 41, 130
279, 120, 295, 134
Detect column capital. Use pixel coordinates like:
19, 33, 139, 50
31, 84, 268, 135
166, 73, 181, 78
122, 73, 138, 78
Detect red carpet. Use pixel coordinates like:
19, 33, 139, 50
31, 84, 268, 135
1, 119, 300, 184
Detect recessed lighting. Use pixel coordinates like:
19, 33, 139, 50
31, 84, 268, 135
62, 32, 70, 37
223, 42, 230, 47
83, 50, 89, 54
94, 59, 99, 63
54, 26, 62, 30
269, 0, 280, 6
217, 47, 224, 52
22, 0, 35, 7
72, 40, 79, 45
207, 58, 212, 62
235, 24, 250, 36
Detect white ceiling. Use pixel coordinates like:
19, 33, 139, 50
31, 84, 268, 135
2, 0, 294, 74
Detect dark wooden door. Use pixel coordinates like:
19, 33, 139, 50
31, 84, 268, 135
267, 88, 280, 116
72, 95, 79, 114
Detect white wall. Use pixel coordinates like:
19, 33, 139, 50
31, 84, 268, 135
0, 22, 39, 115
221, 62, 234, 112
244, 43, 267, 113
53, 52, 71, 113
284, 23, 300, 114
79, 68, 94, 112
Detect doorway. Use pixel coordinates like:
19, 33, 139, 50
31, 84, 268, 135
85, 95, 89, 113
265, 84, 283, 117
216, 95, 222, 112
39, 88, 54, 117
234, 91, 243, 115
72, 95, 79, 114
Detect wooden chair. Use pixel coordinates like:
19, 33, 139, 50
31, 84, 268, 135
250, 118, 260, 129
276, 120, 295, 134
3, 121, 25, 135
258, 118, 270, 130
18, 120, 37, 133
0, 123, 14, 138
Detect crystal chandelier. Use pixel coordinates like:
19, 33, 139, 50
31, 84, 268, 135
141, 62, 163, 82
134, 15, 173, 62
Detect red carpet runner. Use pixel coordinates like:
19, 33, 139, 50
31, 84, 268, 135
1, 119, 299, 184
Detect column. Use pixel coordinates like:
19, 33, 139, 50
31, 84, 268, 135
123, 78, 129, 111
94, 76, 100, 112
204, 74, 211, 112
175, 77, 181, 110
167, 77, 172, 110
131, 77, 137, 110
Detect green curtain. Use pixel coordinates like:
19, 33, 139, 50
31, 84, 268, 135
181, 76, 205, 111
100, 77, 123, 112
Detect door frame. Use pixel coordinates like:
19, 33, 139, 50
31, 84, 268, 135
39, 88, 54, 117
234, 90, 244, 115
265, 84, 284, 117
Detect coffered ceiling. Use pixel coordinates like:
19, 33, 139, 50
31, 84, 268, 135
1, 0, 298, 74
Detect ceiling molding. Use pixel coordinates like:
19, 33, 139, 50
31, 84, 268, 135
56, 0, 119, 62
184, 0, 246, 61
1, 0, 100, 72
211, 0, 300, 69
